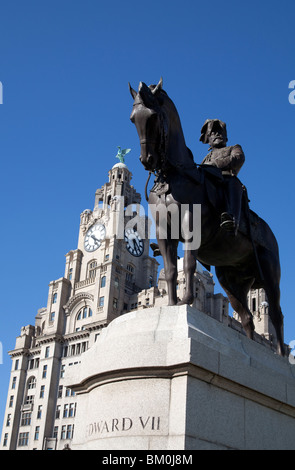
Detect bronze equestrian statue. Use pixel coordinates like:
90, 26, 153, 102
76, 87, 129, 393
129, 78, 285, 356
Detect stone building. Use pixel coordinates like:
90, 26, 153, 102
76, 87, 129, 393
0, 158, 274, 450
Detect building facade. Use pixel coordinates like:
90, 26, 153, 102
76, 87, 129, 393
0, 159, 275, 450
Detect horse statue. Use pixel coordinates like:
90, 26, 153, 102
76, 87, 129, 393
129, 78, 285, 356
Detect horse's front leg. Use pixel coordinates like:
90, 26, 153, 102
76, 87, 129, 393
178, 248, 197, 305
178, 205, 199, 305
157, 238, 178, 306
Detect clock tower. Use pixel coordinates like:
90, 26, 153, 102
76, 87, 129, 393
64, 158, 158, 328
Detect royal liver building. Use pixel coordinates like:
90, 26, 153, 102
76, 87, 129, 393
0, 157, 276, 450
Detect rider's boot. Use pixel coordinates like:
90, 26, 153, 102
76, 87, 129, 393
220, 176, 243, 235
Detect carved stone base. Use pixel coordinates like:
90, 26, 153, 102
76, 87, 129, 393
69, 305, 295, 450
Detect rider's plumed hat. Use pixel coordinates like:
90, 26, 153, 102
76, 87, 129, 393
199, 119, 228, 144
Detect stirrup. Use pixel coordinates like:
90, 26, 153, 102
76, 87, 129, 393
220, 212, 236, 232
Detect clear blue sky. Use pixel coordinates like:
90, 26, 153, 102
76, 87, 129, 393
0, 0, 295, 427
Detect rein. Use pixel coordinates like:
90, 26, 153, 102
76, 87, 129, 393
145, 171, 152, 202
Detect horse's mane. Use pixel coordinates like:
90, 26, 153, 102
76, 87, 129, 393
152, 87, 195, 164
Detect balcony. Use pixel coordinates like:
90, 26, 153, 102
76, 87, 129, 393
21, 403, 34, 412
74, 277, 96, 290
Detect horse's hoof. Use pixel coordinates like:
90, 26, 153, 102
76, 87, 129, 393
177, 297, 194, 306
276, 343, 285, 357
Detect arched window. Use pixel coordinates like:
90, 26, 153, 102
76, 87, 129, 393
27, 377, 36, 390
100, 276, 106, 288
87, 260, 97, 279
77, 307, 93, 321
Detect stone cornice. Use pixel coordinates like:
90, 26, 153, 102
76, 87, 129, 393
8, 348, 31, 358
36, 334, 64, 346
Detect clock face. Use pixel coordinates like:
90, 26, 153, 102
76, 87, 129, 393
125, 228, 144, 257
84, 223, 106, 252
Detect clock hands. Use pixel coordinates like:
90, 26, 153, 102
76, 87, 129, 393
125, 229, 143, 256
91, 234, 101, 244
84, 224, 106, 252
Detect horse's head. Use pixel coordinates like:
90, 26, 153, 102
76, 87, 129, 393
129, 78, 168, 172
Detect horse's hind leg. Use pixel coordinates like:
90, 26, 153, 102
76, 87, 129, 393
264, 283, 285, 356
215, 267, 255, 339
259, 249, 285, 356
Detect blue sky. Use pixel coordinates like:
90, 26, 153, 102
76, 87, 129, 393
0, 0, 295, 427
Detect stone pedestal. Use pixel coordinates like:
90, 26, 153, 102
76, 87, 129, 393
70, 305, 295, 450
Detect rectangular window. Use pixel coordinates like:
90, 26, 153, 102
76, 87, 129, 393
55, 405, 61, 419
14, 359, 19, 370
18, 432, 29, 447
50, 311, 55, 322
25, 395, 34, 405
29, 357, 40, 369
61, 425, 66, 440
34, 426, 40, 440
3, 433, 8, 447
66, 424, 74, 439
37, 405, 42, 419
42, 365, 47, 378
21, 412, 31, 426
45, 346, 50, 358
63, 404, 69, 418
6, 414, 11, 427
60, 364, 65, 378
40, 385, 45, 398
52, 293, 57, 304
11, 377, 16, 389
69, 403, 76, 417
9, 396, 14, 407
99, 296, 104, 307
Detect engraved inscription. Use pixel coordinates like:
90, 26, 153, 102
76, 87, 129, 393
86, 416, 161, 438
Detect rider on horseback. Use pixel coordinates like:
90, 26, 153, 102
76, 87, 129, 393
200, 119, 245, 235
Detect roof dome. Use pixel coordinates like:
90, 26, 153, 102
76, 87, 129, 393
112, 162, 128, 169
